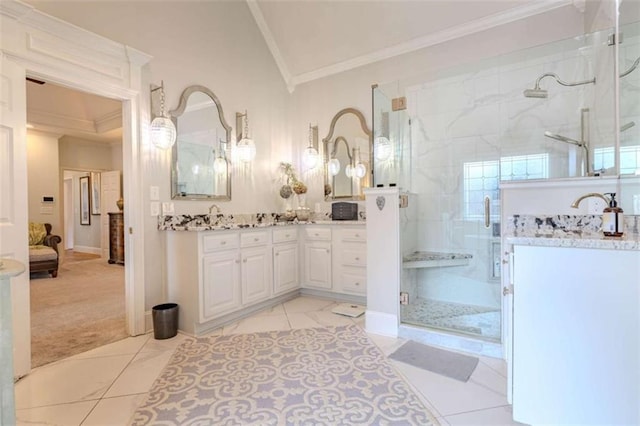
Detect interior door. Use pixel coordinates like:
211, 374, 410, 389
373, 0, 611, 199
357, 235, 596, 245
100, 170, 121, 259
0, 56, 31, 377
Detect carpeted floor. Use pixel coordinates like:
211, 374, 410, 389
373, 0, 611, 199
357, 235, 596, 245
131, 325, 437, 425
30, 251, 127, 368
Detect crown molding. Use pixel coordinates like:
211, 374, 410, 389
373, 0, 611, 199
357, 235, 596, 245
95, 109, 122, 134
246, 0, 294, 93
285, 0, 574, 89
28, 108, 97, 134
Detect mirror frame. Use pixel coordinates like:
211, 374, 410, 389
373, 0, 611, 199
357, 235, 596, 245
169, 85, 232, 200
322, 107, 373, 201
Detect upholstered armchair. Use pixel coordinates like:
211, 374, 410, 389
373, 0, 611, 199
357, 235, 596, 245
29, 223, 62, 278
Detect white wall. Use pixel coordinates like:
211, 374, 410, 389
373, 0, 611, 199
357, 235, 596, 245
25, 1, 292, 308
27, 130, 61, 233
289, 5, 588, 211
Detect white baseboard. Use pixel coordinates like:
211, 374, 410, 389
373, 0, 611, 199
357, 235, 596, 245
72, 245, 102, 255
145, 310, 153, 334
365, 310, 398, 337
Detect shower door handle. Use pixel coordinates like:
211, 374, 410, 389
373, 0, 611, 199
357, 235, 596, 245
484, 196, 491, 228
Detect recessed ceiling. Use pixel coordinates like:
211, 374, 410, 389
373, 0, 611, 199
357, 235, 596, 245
26, 79, 122, 144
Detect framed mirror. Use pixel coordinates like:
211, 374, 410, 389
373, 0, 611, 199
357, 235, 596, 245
323, 108, 372, 200
169, 85, 232, 200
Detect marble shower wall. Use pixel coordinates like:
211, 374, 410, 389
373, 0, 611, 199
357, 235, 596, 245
398, 26, 621, 309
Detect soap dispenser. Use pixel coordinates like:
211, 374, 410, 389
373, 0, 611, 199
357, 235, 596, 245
602, 192, 624, 237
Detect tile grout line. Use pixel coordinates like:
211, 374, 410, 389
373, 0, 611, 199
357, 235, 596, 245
79, 334, 154, 425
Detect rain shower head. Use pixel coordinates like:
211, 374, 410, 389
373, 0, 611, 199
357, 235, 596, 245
523, 88, 548, 98
523, 72, 595, 99
544, 131, 583, 147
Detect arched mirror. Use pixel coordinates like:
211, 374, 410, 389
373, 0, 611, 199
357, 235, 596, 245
170, 85, 232, 200
323, 108, 372, 200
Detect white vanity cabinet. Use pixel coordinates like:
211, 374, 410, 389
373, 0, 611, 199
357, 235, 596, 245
332, 227, 367, 295
272, 228, 299, 296
166, 229, 274, 335
511, 244, 639, 426
302, 226, 332, 290
239, 230, 272, 306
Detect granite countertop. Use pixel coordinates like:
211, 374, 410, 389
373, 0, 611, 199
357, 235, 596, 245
158, 213, 365, 231
505, 214, 640, 251
506, 233, 640, 251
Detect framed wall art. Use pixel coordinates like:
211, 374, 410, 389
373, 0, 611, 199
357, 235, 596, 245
80, 175, 91, 225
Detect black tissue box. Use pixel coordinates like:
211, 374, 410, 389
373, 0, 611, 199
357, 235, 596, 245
332, 202, 358, 221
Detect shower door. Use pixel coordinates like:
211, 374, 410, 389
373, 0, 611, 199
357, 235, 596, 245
373, 82, 503, 343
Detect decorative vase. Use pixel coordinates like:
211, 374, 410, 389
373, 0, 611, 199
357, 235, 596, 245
296, 193, 307, 208
116, 197, 124, 211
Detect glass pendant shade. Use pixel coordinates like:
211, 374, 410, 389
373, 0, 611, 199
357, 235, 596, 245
355, 162, 367, 178
328, 158, 341, 176
374, 136, 392, 161
213, 156, 227, 175
237, 138, 256, 163
150, 116, 177, 150
303, 146, 319, 169
345, 164, 353, 178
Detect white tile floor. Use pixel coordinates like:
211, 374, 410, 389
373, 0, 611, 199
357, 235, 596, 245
15, 296, 525, 425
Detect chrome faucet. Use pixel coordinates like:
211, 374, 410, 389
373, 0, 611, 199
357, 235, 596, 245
208, 204, 221, 214
570, 192, 609, 209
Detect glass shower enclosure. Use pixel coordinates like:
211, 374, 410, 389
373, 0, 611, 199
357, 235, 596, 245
373, 17, 627, 345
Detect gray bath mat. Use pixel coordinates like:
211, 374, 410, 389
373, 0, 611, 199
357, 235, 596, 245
389, 340, 479, 382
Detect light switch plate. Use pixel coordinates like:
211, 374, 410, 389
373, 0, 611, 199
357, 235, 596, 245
162, 202, 175, 215
150, 201, 160, 216
150, 186, 160, 201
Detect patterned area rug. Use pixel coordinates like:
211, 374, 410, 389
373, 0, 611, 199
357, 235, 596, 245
131, 325, 437, 425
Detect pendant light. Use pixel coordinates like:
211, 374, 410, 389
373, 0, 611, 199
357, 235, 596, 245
236, 110, 256, 163
150, 81, 177, 150
302, 124, 319, 169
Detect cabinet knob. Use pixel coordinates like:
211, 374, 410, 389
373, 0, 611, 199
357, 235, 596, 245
355, 234, 360, 237
254, 237, 259, 242
221, 241, 226, 245
243, 258, 247, 263
315, 233, 319, 236
275, 253, 279, 256
326, 249, 330, 253
235, 260, 239, 264
355, 257, 360, 261
285, 234, 290, 238
355, 282, 360, 286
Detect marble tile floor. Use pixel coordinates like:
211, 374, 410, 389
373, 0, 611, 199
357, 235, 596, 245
15, 296, 524, 426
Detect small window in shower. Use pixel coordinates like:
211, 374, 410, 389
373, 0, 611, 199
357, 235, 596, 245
463, 154, 548, 220
593, 146, 640, 175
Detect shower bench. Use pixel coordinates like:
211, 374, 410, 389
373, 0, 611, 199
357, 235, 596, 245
402, 251, 472, 268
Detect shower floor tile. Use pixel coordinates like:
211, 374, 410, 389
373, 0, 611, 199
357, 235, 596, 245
402, 298, 501, 341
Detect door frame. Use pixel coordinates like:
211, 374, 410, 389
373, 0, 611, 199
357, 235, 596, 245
1, 1, 151, 369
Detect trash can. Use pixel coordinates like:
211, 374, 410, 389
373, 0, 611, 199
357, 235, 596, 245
152, 303, 179, 340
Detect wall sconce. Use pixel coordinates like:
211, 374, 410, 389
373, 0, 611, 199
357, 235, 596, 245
328, 158, 341, 176
150, 81, 177, 150
302, 124, 319, 169
374, 111, 392, 161
345, 147, 366, 179
236, 110, 256, 163
213, 142, 228, 176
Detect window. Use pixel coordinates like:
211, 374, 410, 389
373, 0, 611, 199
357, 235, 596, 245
463, 154, 548, 219
593, 146, 640, 175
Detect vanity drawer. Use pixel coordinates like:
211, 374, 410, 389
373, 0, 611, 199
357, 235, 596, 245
304, 227, 331, 241
240, 230, 270, 248
273, 228, 297, 244
203, 232, 239, 252
341, 228, 366, 242
340, 270, 367, 295
341, 248, 366, 267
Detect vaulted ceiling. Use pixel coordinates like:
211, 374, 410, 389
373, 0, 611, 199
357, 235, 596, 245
23, 0, 573, 142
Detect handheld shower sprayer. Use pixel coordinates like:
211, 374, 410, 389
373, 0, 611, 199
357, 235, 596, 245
523, 72, 596, 98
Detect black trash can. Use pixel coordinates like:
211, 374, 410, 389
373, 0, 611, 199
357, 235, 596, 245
152, 303, 179, 339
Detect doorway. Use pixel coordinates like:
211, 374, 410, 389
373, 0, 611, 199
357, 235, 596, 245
26, 81, 128, 366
